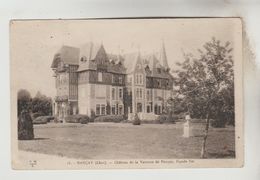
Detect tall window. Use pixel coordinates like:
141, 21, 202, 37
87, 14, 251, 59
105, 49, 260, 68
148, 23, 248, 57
128, 89, 132, 96
147, 105, 151, 113
112, 88, 115, 100
112, 74, 115, 83
118, 105, 123, 115
158, 105, 161, 114
119, 88, 123, 99
135, 74, 143, 85
98, 72, 102, 82
96, 104, 106, 115
101, 104, 106, 115
119, 76, 123, 84
111, 105, 116, 115
139, 74, 143, 85
96, 104, 101, 115
127, 76, 132, 84
136, 88, 143, 99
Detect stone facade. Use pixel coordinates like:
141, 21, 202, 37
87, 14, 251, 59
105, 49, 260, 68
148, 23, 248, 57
51, 42, 173, 121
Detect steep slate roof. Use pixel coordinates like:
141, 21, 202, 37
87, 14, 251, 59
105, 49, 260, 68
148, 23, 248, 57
122, 51, 172, 79
77, 42, 102, 72
80, 42, 102, 61
51, 45, 80, 68
123, 52, 140, 74
158, 41, 169, 69
52, 43, 172, 78
107, 54, 124, 64
77, 43, 126, 74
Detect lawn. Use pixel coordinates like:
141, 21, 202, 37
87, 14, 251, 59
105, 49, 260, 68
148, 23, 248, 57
18, 122, 235, 159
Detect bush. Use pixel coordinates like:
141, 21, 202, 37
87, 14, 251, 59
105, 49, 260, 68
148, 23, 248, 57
156, 114, 167, 124
65, 114, 89, 123
80, 116, 89, 124
33, 116, 48, 124
132, 113, 141, 125
18, 111, 34, 140
45, 116, 55, 122
140, 120, 161, 124
210, 118, 226, 128
156, 114, 178, 124
89, 110, 96, 122
94, 115, 124, 123
31, 112, 44, 120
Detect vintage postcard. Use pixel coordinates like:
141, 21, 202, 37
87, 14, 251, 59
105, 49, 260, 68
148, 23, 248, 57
10, 18, 243, 169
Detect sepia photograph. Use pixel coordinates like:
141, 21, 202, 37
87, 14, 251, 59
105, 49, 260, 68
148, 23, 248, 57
10, 18, 243, 169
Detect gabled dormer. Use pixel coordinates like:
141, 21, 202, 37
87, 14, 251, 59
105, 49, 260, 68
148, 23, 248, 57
133, 53, 146, 86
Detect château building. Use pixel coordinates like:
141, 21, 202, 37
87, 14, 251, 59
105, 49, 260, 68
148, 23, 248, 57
51, 42, 173, 121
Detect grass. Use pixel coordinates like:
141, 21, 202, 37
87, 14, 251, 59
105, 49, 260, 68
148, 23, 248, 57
18, 122, 235, 159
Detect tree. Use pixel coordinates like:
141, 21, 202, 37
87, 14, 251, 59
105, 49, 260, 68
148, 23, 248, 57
17, 89, 32, 116
165, 97, 176, 123
31, 91, 53, 116
17, 89, 34, 140
173, 37, 234, 158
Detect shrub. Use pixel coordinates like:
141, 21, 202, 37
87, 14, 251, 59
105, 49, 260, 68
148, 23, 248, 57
45, 116, 55, 122
89, 110, 96, 122
156, 114, 167, 124
33, 116, 48, 124
210, 118, 226, 128
156, 114, 178, 124
140, 120, 161, 124
132, 113, 141, 125
31, 112, 44, 120
65, 114, 89, 123
80, 116, 89, 124
94, 115, 124, 123
18, 111, 34, 140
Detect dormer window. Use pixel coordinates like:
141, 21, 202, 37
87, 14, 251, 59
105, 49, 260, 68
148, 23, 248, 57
145, 65, 150, 72
80, 56, 87, 62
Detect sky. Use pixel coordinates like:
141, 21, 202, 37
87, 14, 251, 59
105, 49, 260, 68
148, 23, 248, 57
10, 18, 241, 98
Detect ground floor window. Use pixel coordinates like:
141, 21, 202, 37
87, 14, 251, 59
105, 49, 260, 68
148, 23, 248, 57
137, 103, 142, 113
158, 105, 161, 114
112, 105, 116, 115
101, 104, 106, 115
154, 104, 161, 115
118, 105, 123, 115
96, 104, 106, 115
147, 105, 151, 113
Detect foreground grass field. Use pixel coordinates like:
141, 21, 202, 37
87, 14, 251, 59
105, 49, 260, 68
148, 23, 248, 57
18, 122, 235, 159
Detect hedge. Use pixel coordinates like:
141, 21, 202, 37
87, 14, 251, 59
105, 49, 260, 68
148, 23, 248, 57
31, 112, 44, 120
65, 114, 89, 124
33, 116, 49, 124
210, 118, 226, 128
94, 115, 125, 123
156, 114, 178, 124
